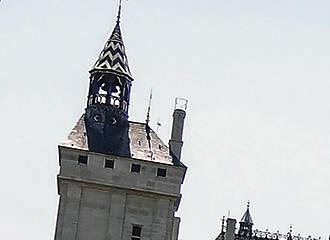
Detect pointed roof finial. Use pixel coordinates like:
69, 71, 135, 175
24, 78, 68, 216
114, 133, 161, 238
247, 200, 250, 209
117, 0, 122, 24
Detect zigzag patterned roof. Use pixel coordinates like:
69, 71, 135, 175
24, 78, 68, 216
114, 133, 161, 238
93, 20, 132, 78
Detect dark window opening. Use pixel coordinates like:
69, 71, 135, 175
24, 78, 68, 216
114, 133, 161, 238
131, 225, 142, 240
131, 163, 141, 173
78, 155, 88, 165
104, 159, 114, 169
157, 168, 167, 177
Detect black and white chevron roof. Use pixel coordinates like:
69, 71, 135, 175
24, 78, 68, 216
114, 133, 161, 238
93, 22, 132, 78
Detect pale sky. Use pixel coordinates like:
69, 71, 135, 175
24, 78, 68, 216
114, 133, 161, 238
1, 0, 330, 239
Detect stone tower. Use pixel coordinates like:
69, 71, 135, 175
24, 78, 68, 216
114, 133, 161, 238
54, 4, 187, 240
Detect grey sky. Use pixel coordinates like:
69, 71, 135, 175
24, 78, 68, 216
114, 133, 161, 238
1, 0, 329, 239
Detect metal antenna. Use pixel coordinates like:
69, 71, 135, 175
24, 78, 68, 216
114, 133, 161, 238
145, 89, 153, 159
146, 89, 153, 126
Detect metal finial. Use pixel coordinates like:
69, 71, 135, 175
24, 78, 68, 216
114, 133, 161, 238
289, 225, 293, 235
116, 0, 122, 23
247, 200, 251, 209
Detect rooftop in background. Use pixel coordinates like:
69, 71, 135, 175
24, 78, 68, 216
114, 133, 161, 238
216, 206, 322, 240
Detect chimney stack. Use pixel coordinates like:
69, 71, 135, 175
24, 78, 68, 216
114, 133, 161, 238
225, 218, 237, 240
169, 98, 188, 162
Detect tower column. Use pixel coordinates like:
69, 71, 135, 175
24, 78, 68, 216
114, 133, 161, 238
54, 182, 67, 240
106, 191, 127, 240
58, 182, 82, 240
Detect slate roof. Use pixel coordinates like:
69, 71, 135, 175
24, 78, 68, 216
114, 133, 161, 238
241, 207, 254, 224
60, 115, 180, 166
92, 13, 132, 78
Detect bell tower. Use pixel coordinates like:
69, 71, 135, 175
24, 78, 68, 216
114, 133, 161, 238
85, 2, 132, 156
54, 2, 187, 240
238, 202, 254, 238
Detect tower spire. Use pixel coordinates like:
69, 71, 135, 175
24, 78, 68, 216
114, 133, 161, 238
240, 201, 253, 224
91, 0, 132, 78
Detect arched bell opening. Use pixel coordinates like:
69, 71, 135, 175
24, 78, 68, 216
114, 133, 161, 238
87, 72, 131, 113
